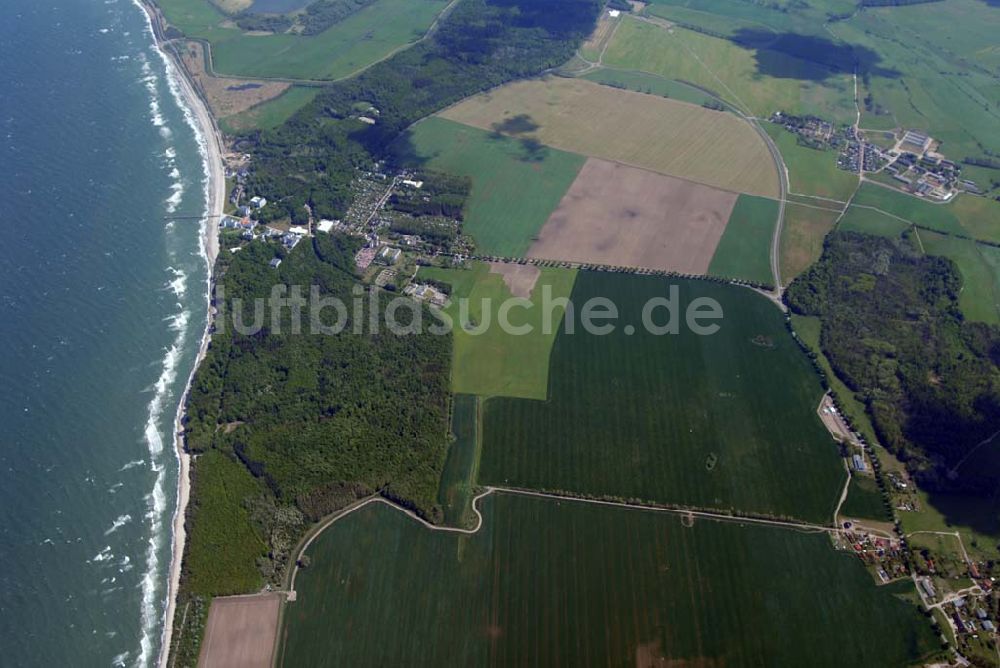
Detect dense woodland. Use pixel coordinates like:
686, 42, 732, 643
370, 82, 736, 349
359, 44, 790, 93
239, 0, 601, 224
786, 232, 1000, 494
235, 0, 387, 35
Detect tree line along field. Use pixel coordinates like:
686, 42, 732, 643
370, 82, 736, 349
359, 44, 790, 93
480, 271, 845, 524
418, 262, 578, 400
439, 76, 780, 198
436, 394, 481, 527
394, 117, 586, 257
280, 492, 940, 667
156, 0, 449, 80
601, 18, 856, 125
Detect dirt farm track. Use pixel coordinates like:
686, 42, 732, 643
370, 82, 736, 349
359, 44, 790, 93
528, 158, 738, 273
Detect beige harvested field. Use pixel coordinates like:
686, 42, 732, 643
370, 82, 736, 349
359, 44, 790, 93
526, 158, 738, 273
179, 41, 289, 120
488, 262, 541, 298
198, 593, 282, 668
440, 77, 778, 197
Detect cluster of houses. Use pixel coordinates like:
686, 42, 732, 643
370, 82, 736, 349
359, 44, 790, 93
219, 193, 311, 259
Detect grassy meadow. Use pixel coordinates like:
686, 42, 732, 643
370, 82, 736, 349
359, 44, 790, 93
850, 184, 1000, 243
418, 262, 577, 400
480, 272, 845, 523
837, 205, 909, 238
157, 0, 447, 80
780, 202, 839, 284
602, 18, 856, 124
440, 76, 780, 197
219, 86, 320, 132
916, 230, 1000, 325
707, 194, 779, 285
281, 493, 940, 666
764, 123, 858, 202
397, 117, 585, 256
840, 474, 891, 523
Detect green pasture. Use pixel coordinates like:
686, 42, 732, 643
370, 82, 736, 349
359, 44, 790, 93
708, 194, 779, 285
764, 123, 857, 202
418, 262, 577, 400
397, 117, 585, 256
219, 86, 320, 132
917, 230, 1000, 325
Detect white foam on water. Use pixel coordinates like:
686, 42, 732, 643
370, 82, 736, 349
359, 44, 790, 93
164, 181, 183, 214
105, 514, 133, 536
91, 546, 113, 563
131, 1, 215, 664
119, 459, 145, 472
166, 268, 187, 298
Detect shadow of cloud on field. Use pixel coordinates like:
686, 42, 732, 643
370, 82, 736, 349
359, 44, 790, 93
490, 113, 540, 136
731, 29, 900, 81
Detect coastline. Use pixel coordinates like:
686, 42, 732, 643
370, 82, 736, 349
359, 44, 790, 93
133, 1, 225, 666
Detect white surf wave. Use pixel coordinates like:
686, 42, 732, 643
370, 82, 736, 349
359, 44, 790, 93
119, 459, 145, 472
166, 268, 187, 298
132, 0, 215, 664
105, 514, 133, 536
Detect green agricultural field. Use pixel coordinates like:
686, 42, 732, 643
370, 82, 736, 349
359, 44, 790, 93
917, 230, 1000, 325
481, 272, 845, 524
418, 262, 577, 400
850, 183, 1000, 242
219, 86, 320, 132
707, 194, 778, 285
840, 474, 891, 523
837, 204, 909, 238
578, 67, 719, 107
157, 0, 448, 80
437, 395, 481, 528
764, 123, 858, 202
281, 493, 940, 666
780, 202, 839, 284
396, 117, 585, 256
602, 18, 855, 123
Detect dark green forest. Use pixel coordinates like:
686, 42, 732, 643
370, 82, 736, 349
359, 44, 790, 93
786, 231, 1000, 494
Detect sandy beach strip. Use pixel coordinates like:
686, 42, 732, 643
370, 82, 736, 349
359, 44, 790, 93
133, 1, 225, 666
